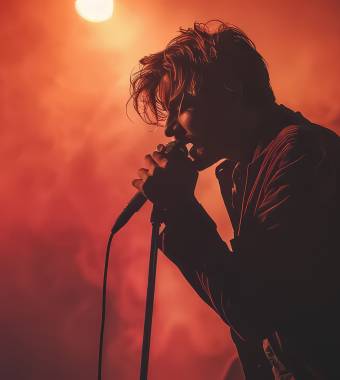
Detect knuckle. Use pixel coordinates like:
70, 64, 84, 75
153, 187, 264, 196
156, 151, 166, 159
156, 144, 165, 152
138, 168, 149, 176
158, 158, 168, 168
152, 151, 161, 160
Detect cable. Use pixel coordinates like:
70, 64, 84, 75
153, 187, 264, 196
98, 229, 115, 380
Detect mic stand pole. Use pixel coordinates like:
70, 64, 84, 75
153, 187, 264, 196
139, 205, 162, 380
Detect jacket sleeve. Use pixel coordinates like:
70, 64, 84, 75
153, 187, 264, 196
159, 198, 239, 325
159, 201, 276, 376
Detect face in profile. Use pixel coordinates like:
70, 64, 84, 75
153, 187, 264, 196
158, 74, 245, 170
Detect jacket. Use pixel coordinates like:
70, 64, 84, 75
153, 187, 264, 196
160, 105, 339, 379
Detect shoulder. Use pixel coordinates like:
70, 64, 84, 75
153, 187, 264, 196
276, 122, 338, 146
267, 122, 339, 169
268, 105, 338, 151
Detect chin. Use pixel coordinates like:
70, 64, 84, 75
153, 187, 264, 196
189, 144, 221, 171
192, 155, 219, 171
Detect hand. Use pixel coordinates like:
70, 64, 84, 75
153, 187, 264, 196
132, 144, 198, 208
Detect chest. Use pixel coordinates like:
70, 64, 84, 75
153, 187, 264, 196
216, 157, 270, 237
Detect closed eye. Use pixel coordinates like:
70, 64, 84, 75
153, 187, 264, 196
162, 92, 197, 128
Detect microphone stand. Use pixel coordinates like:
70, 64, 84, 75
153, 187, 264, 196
98, 143, 188, 379
139, 205, 163, 380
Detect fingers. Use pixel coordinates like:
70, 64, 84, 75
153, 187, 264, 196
137, 168, 149, 181
144, 154, 157, 174
132, 178, 144, 192
132, 146, 168, 194
157, 144, 166, 153
145, 152, 168, 172
152, 151, 168, 168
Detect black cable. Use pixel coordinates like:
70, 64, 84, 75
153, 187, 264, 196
98, 229, 115, 380
97, 142, 187, 379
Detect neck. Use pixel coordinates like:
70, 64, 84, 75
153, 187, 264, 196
224, 102, 281, 163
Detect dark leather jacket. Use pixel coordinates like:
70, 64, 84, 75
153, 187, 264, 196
160, 105, 339, 379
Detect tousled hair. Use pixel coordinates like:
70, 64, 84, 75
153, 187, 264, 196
129, 20, 275, 125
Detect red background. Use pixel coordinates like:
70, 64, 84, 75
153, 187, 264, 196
1, 1, 339, 379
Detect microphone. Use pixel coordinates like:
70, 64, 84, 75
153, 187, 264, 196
112, 192, 147, 234
111, 141, 188, 234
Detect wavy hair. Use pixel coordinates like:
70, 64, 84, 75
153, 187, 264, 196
129, 20, 275, 125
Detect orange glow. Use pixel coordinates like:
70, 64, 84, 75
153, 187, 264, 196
2, 1, 340, 380
75, 0, 114, 23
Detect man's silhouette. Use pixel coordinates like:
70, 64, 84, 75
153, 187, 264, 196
131, 21, 339, 379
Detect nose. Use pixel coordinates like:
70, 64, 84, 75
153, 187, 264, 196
164, 99, 188, 139
165, 112, 187, 139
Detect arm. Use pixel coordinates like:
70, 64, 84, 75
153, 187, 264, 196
159, 197, 275, 377
159, 198, 238, 324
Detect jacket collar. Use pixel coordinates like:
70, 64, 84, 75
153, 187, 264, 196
215, 104, 308, 179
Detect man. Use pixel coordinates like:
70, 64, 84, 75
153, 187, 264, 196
130, 21, 339, 379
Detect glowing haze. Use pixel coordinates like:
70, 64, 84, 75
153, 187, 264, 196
1, 0, 339, 380
75, 0, 114, 22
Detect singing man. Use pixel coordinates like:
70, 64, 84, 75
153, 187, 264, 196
130, 21, 339, 379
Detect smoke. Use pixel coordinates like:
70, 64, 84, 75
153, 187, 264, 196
1, 0, 339, 379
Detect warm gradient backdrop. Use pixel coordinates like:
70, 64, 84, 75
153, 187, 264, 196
1, 1, 339, 379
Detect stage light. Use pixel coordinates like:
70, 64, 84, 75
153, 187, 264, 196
75, 0, 114, 23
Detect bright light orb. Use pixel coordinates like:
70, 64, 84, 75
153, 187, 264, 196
75, 0, 114, 23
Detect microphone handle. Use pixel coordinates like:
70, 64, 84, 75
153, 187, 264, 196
111, 140, 188, 234
112, 192, 147, 234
